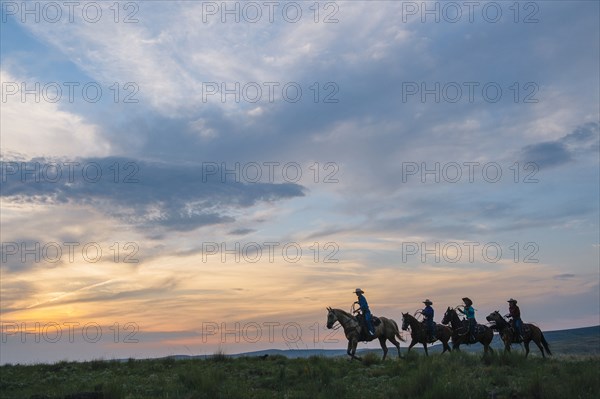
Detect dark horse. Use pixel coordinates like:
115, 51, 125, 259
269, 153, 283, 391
326, 307, 405, 360
401, 313, 452, 355
486, 311, 552, 358
441, 307, 494, 353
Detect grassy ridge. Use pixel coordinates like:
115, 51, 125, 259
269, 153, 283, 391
1, 352, 599, 399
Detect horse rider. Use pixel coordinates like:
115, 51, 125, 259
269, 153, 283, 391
353, 288, 375, 336
422, 299, 435, 341
457, 297, 476, 342
506, 298, 524, 341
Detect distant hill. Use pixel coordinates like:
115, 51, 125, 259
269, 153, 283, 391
159, 325, 599, 361
541, 325, 599, 355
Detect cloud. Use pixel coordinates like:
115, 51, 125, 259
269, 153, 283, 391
554, 273, 576, 280
0, 70, 111, 158
1, 156, 305, 235
228, 228, 256, 236
521, 141, 571, 168
561, 122, 600, 152
520, 122, 599, 168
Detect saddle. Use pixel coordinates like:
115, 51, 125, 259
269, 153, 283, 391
459, 320, 484, 344
356, 314, 381, 341
508, 322, 529, 343
421, 320, 437, 343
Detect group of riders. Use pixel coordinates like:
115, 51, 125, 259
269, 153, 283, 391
353, 288, 523, 342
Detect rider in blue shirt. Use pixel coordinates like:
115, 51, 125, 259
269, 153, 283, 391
457, 297, 476, 342
422, 299, 435, 341
354, 288, 375, 335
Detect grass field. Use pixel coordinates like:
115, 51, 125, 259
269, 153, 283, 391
1, 351, 598, 399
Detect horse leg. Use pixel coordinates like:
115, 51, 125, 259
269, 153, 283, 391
423, 342, 429, 356
445, 338, 452, 353
407, 339, 417, 353
353, 339, 362, 361
452, 335, 461, 351
346, 340, 353, 360
482, 333, 494, 355
503, 336, 511, 353
388, 336, 402, 358
533, 338, 546, 358
524, 340, 531, 358
348, 340, 360, 361
379, 337, 388, 361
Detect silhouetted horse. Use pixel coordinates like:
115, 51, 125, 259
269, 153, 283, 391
326, 307, 404, 361
401, 312, 452, 355
441, 307, 494, 353
486, 311, 552, 358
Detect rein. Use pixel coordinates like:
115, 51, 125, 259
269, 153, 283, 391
404, 314, 423, 333
333, 309, 358, 333
330, 321, 342, 331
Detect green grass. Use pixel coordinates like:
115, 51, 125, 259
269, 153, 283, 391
1, 352, 598, 399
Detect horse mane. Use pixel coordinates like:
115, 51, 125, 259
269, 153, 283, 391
333, 308, 355, 320
445, 307, 458, 317
490, 311, 510, 328
403, 312, 417, 321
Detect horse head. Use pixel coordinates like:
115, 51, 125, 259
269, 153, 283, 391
441, 306, 454, 325
326, 307, 337, 329
401, 312, 411, 331
486, 310, 503, 324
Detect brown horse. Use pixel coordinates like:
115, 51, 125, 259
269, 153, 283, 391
326, 307, 405, 361
441, 307, 494, 353
486, 311, 552, 358
401, 312, 452, 355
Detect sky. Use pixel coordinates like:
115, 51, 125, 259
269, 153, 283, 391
0, 0, 599, 364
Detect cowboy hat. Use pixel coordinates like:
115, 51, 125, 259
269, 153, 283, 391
462, 297, 473, 305
354, 288, 364, 294
423, 299, 433, 305
507, 298, 517, 303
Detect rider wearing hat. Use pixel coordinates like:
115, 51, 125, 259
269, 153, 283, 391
353, 288, 375, 336
422, 299, 435, 341
457, 297, 476, 342
506, 298, 523, 341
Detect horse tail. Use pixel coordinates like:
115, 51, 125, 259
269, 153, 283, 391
391, 319, 406, 342
540, 331, 552, 356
